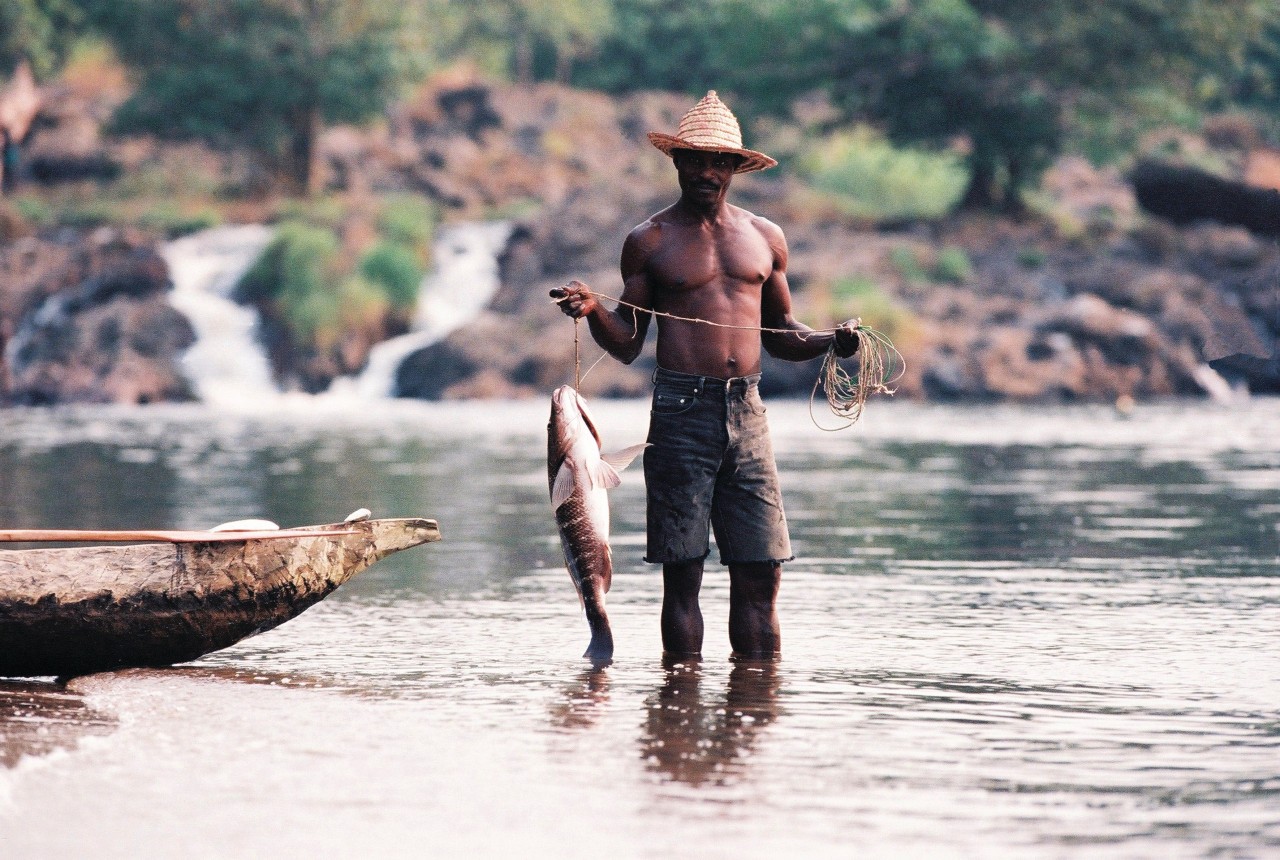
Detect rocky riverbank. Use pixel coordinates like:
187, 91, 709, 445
0, 228, 193, 405
2, 77, 1277, 406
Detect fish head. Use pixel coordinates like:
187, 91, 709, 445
550, 385, 601, 450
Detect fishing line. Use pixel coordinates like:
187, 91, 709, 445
555, 291, 904, 427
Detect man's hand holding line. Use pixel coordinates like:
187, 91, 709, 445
551, 281, 599, 320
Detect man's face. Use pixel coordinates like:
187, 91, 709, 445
672, 149, 742, 205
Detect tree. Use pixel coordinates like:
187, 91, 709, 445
1229, 8, 1280, 117
84, 0, 408, 194
717, 0, 1270, 210
584, 0, 1269, 211
0, 0, 85, 79
439, 0, 614, 84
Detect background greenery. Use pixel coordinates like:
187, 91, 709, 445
6, 0, 1278, 208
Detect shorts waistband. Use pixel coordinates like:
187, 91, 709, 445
653, 366, 761, 390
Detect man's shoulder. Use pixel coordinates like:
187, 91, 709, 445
624, 209, 675, 250
731, 205, 782, 237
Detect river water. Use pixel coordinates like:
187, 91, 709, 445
0, 396, 1277, 858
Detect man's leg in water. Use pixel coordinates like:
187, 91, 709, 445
662, 559, 704, 655
728, 561, 781, 658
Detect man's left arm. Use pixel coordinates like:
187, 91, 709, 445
757, 220, 859, 362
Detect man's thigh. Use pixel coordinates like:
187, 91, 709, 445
644, 399, 723, 564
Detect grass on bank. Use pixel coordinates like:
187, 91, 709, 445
237, 198, 436, 353
794, 127, 968, 223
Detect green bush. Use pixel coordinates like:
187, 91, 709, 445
1016, 247, 1046, 269
359, 241, 424, 312
239, 222, 343, 339
888, 246, 929, 283
827, 276, 912, 341
56, 200, 120, 228
377, 194, 436, 255
797, 127, 968, 222
933, 247, 973, 283
238, 221, 402, 350
12, 195, 51, 227
138, 205, 221, 238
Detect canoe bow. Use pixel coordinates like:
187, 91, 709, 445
0, 517, 441, 678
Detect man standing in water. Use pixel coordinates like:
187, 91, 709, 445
551, 91, 860, 659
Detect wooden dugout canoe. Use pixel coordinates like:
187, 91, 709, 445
0, 517, 440, 678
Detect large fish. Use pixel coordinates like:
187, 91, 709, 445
547, 385, 647, 661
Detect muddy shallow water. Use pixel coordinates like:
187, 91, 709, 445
1, 397, 1277, 858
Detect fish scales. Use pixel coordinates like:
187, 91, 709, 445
546, 385, 645, 661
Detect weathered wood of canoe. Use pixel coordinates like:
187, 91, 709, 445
0, 527, 356, 543
0, 518, 441, 678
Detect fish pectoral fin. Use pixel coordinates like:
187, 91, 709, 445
589, 459, 623, 490
601, 442, 650, 473
551, 463, 577, 509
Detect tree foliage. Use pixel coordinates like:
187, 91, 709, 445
0, 0, 85, 79
83, 0, 408, 193
1230, 9, 1280, 127
407, 0, 613, 83
40, 0, 1280, 211
583, 0, 1271, 210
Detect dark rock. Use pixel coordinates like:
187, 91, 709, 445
28, 153, 120, 183
1208, 353, 1280, 393
1131, 159, 1280, 238
1, 231, 195, 406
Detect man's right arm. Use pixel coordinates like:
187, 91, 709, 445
550, 226, 656, 365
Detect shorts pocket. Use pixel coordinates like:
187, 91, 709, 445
746, 387, 767, 415
652, 380, 699, 415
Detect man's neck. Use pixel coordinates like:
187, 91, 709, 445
676, 195, 729, 225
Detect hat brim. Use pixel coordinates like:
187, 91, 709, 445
647, 132, 777, 174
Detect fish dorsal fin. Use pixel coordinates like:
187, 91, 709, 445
589, 459, 622, 491
601, 443, 649, 473
551, 462, 577, 509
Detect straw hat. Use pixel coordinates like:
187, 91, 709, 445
647, 91, 777, 174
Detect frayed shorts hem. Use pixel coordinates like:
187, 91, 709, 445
643, 554, 794, 566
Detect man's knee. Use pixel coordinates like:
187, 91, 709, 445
663, 559, 704, 597
729, 561, 781, 603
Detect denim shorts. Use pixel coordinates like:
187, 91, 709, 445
643, 367, 793, 565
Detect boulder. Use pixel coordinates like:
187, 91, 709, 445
1, 230, 195, 405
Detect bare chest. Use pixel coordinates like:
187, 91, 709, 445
646, 224, 773, 295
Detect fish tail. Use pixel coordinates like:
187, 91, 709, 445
582, 577, 614, 661
583, 619, 614, 662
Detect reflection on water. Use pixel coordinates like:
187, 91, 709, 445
640, 658, 780, 787
549, 664, 611, 731
0, 398, 1278, 856
0, 682, 115, 770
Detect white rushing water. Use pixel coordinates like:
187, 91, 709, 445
161, 225, 277, 408
161, 221, 513, 406
344, 220, 513, 399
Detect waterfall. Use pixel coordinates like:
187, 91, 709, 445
159, 220, 511, 406
347, 221, 513, 399
161, 225, 277, 407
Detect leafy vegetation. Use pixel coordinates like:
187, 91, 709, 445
8, 0, 1274, 212
0, 0, 85, 78
359, 241, 424, 313
933, 247, 974, 284
236, 193, 434, 353
78, 0, 409, 193
797, 128, 967, 222
5, 0, 1280, 372
823, 276, 915, 345
578, 0, 1275, 211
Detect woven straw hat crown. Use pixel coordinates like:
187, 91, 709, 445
647, 90, 777, 174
